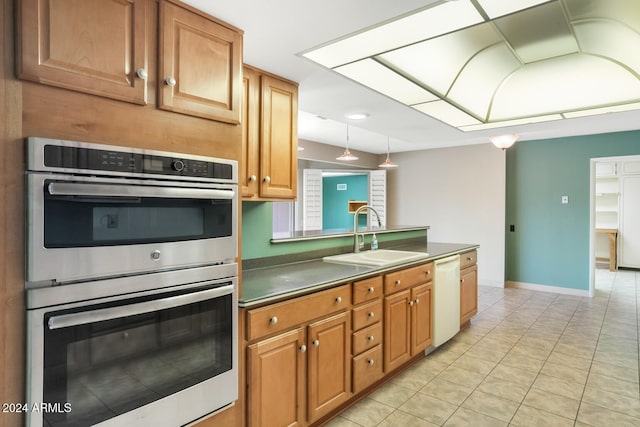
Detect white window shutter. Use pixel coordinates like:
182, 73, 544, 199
369, 170, 386, 228
303, 169, 323, 230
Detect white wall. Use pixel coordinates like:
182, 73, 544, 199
387, 143, 505, 287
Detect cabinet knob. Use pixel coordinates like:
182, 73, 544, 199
165, 76, 177, 87
335, 296, 342, 303
426, 270, 431, 276
368, 335, 375, 342
136, 68, 148, 79
263, 176, 271, 183
299, 344, 307, 353
249, 175, 257, 182
269, 316, 278, 325
367, 359, 375, 366
368, 312, 375, 318
467, 257, 473, 261
409, 301, 414, 306
415, 298, 420, 304
461, 279, 465, 283
368, 287, 375, 293
312, 340, 320, 347
395, 280, 401, 286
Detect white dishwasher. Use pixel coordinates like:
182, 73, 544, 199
432, 254, 461, 347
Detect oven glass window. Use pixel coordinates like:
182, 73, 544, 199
42, 289, 233, 427
44, 191, 232, 248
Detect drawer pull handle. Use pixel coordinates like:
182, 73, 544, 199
335, 297, 342, 303
368, 312, 375, 318
368, 287, 375, 293
395, 280, 401, 286
368, 335, 375, 342
269, 316, 278, 325
312, 340, 320, 347
367, 359, 375, 366
299, 345, 307, 353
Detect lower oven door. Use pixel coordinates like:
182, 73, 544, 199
26, 280, 238, 427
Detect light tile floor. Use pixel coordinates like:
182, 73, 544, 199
327, 268, 640, 427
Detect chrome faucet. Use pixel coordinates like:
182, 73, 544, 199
353, 205, 382, 253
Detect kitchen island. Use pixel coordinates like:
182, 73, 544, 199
239, 241, 478, 427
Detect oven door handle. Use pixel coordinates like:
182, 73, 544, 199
47, 182, 236, 200
47, 284, 235, 330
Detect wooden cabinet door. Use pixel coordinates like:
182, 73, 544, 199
307, 311, 351, 422
259, 75, 298, 199
383, 290, 411, 373
460, 265, 478, 325
159, 1, 242, 123
241, 66, 261, 197
247, 328, 305, 427
411, 284, 432, 354
18, 0, 147, 104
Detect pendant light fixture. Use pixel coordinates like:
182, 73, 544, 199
378, 136, 398, 168
489, 133, 520, 150
336, 124, 358, 161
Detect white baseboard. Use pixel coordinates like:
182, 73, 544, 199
505, 281, 591, 297
479, 279, 505, 288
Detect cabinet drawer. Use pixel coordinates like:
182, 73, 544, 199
352, 299, 382, 331
353, 276, 382, 305
352, 322, 382, 356
246, 284, 351, 341
460, 250, 477, 269
384, 262, 432, 294
352, 345, 383, 394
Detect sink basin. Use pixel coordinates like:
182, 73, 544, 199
323, 249, 430, 267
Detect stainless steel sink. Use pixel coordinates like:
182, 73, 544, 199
323, 249, 430, 267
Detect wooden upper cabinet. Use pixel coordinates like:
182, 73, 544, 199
241, 66, 261, 197
260, 74, 298, 199
17, 0, 148, 104
159, 1, 243, 123
242, 65, 299, 200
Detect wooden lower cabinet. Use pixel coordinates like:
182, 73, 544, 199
307, 312, 351, 422
460, 263, 478, 325
247, 328, 306, 427
383, 263, 433, 373
246, 310, 351, 426
411, 284, 432, 354
383, 289, 412, 372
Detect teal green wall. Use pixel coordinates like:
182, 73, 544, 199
242, 201, 425, 260
323, 175, 368, 229
506, 129, 640, 291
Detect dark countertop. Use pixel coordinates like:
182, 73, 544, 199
240, 242, 478, 308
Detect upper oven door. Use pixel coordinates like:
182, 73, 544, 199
26, 173, 238, 284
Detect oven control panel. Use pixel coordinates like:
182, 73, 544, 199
43, 145, 232, 179
32, 138, 236, 182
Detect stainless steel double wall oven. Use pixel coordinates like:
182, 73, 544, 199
25, 137, 239, 427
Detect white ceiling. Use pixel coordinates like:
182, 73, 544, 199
183, 0, 640, 154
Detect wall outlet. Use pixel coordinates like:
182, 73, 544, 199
561, 195, 569, 204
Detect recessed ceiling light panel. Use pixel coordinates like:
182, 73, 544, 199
477, 0, 554, 19
335, 59, 439, 105
302, 0, 484, 69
